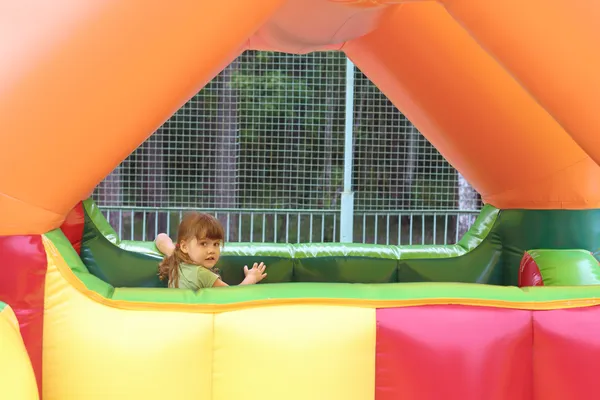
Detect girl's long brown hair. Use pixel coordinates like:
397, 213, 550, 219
158, 212, 224, 288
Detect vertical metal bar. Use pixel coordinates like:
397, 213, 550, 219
178, 210, 182, 240
321, 213, 325, 242
398, 214, 402, 245
238, 212, 242, 242
274, 214, 278, 243
340, 197, 354, 242
166, 212, 171, 236
250, 212, 254, 243
362, 214, 366, 243
309, 214, 313, 243
215, 211, 219, 220
142, 211, 147, 241
340, 57, 355, 243
409, 215, 413, 245
130, 211, 134, 240
226, 213, 230, 242
432, 214, 437, 245
333, 214, 337, 242
444, 214, 449, 245
374, 215, 378, 244
455, 213, 459, 244
262, 214, 266, 243
297, 214, 301, 243
286, 213, 289, 243
421, 213, 425, 245
119, 210, 123, 238
386, 214, 390, 245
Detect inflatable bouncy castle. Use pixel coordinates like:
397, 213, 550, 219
2, 1, 600, 399
0, 302, 38, 400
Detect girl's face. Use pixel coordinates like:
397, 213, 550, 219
180, 237, 222, 268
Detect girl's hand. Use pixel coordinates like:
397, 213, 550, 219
243, 262, 267, 284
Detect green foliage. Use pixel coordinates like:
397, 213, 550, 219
123, 50, 462, 215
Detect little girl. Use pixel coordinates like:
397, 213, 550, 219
156, 212, 267, 289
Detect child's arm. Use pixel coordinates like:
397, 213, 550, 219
211, 262, 267, 287
155, 233, 175, 256
241, 262, 267, 284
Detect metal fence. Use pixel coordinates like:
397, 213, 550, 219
98, 207, 480, 245
93, 51, 481, 245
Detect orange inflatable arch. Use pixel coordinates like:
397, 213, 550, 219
1, 0, 600, 234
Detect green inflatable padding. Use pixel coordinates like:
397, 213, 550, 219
80, 199, 501, 287
79, 199, 600, 288
47, 228, 600, 306
527, 249, 600, 286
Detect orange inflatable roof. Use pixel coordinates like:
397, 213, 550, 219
1, 0, 600, 234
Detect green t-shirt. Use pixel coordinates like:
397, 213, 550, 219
172, 263, 219, 290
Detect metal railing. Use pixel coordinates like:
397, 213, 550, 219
99, 206, 480, 246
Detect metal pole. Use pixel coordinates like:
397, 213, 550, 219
340, 57, 355, 243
